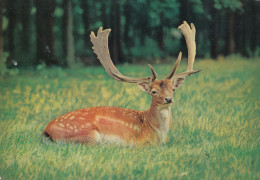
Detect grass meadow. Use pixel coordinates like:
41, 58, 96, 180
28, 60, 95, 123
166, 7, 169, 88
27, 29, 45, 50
0, 57, 259, 179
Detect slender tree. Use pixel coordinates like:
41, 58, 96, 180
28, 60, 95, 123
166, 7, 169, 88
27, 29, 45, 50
234, 10, 246, 56
225, 11, 235, 55
6, 0, 16, 60
81, 0, 91, 49
101, 1, 109, 28
250, 0, 259, 54
157, 12, 165, 51
0, 0, 3, 56
35, 0, 57, 66
209, 7, 218, 59
63, 0, 75, 67
0, 0, 6, 74
138, 1, 150, 46
21, 0, 32, 52
110, 0, 123, 63
123, 1, 133, 49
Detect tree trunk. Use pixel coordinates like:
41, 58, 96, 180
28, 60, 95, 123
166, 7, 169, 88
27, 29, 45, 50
139, 2, 151, 47
110, 0, 123, 63
0, 0, 6, 74
250, 0, 258, 54
6, 0, 16, 60
123, 1, 131, 49
179, 0, 189, 22
35, 0, 57, 66
157, 12, 165, 51
21, 0, 32, 52
63, 0, 75, 67
234, 12, 246, 56
209, 8, 218, 59
0, 0, 3, 57
179, 0, 192, 56
101, 1, 109, 28
225, 12, 235, 55
81, 1, 91, 49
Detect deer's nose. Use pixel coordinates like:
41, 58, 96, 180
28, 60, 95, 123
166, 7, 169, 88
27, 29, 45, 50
165, 97, 173, 104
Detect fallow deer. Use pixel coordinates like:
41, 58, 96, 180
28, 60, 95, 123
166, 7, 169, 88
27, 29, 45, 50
42, 21, 200, 145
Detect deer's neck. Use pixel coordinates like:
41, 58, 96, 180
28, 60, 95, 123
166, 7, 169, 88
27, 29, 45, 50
145, 103, 172, 143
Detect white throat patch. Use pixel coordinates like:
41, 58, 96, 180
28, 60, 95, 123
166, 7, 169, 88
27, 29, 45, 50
157, 107, 172, 143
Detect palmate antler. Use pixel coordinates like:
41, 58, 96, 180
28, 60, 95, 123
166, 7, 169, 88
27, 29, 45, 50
90, 27, 157, 83
166, 21, 200, 80
90, 21, 200, 86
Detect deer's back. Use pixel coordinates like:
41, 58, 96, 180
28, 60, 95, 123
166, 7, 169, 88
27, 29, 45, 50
43, 107, 147, 144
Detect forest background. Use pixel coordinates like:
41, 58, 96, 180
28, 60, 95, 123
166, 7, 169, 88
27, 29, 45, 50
0, 0, 259, 72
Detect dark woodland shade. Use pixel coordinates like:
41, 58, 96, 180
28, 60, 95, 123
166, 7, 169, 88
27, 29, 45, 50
0, 0, 259, 68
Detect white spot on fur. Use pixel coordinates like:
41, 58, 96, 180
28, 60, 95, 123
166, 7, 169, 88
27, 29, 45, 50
85, 123, 91, 127
134, 125, 139, 131
53, 125, 72, 133
59, 123, 64, 127
129, 124, 133, 128
70, 116, 75, 120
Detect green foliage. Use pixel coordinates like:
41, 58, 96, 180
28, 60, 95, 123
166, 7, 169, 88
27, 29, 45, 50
214, 0, 242, 11
246, 46, 260, 57
0, 52, 7, 75
54, 7, 64, 17
0, 52, 20, 76
165, 33, 181, 56
148, 0, 179, 26
129, 37, 163, 59
2, 16, 8, 30
0, 58, 259, 179
74, 5, 83, 15
189, 0, 205, 14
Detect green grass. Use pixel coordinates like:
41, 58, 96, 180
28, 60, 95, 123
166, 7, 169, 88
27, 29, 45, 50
0, 57, 259, 179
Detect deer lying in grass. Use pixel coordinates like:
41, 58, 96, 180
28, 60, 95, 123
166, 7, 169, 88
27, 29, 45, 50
42, 21, 200, 145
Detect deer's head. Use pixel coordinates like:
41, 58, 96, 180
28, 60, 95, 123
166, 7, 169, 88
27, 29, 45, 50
90, 21, 200, 107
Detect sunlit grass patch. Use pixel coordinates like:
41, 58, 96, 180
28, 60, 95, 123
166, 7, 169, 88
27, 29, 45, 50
0, 58, 259, 179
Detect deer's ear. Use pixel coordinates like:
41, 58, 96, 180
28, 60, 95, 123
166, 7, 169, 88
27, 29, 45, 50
137, 82, 151, 93
173, 76, 186, 89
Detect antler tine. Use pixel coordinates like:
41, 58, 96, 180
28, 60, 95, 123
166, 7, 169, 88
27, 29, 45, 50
148, 64, 157, 81
166, 52, 182, 79
90, 27, 157, 83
